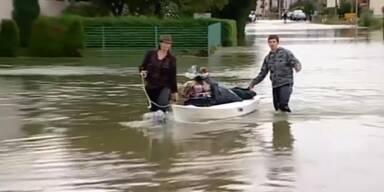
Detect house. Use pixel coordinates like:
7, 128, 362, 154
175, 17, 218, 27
327, 0, 384, 17
370, 0, 384, 16
0, 0, 69, 21
326, 0, 340, 8
0, 0, 13, 21
255, 0, 300, 17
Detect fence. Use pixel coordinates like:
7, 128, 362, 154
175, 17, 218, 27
208, 23, 221, 55
83, 23, 221, 57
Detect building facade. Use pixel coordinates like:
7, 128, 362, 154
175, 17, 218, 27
327, 0, 383, 16
0, 0, 13, 21
0, 0, 69, 21
370, 0, 384, 16
255, 0, 300, 17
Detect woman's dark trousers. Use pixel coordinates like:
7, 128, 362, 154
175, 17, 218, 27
146, 87, 170, 112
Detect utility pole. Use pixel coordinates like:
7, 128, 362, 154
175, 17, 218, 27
355, 0, 359, 40
278, 0, 281, 19
335, 0, 338, 16
382, 6, 384, 40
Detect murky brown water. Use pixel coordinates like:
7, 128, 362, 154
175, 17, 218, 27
1, 21, 384, 192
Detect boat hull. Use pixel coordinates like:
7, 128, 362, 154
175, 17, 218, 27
171, 96, 261, 122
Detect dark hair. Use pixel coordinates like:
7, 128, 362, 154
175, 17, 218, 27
268, 35, 279, 43
193, 75, 204, 83
157, 45, 173, 58
200, 67, 208, 73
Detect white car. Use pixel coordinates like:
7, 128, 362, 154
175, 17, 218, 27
290, 10, 306, 21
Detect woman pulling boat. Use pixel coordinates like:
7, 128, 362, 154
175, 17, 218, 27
139, 35, 178, 112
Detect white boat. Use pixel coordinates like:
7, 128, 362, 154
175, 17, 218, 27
171, 95, 261, 122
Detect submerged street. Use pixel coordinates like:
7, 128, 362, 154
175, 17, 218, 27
1, 20, 384, 191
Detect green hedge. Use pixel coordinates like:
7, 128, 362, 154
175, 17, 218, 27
29, 17, 84, 57
73, 15, 237, 47
0, 19, 20, 57
358, 10, 382, 30
64, 20, 84, 56
210, 18, 237, 46
79, 16, 211, 27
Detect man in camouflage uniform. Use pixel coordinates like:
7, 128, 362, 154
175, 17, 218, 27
249, 35, 302, 112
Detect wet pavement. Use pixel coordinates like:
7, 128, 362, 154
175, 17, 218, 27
0, 20, 384, 192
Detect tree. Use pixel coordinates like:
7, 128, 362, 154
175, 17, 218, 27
92, 0, 126, 16
125, 0, 159, 16
72, 0, 130, 16
334, 0, 338, 15
0, 19, 20, 57
303, 0, 315, 15
126, 0, 229, 17
212, 0, 256, 45
338, 0, 353, 17
86, 0, 159, 16
172, 0, 228, 16
76, 0, 229, 17
12, 0, 40, 46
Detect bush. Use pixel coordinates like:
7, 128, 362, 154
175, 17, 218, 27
27, 16, 236, 56
29, 17, 84, 57
358, 9, 381, 29
79, 15, 212, 27
211, 18, 237, 46
0, 19, 20, 57
324, 7, 338, 16
63, 20, 84, 56
12, 0, 40, 47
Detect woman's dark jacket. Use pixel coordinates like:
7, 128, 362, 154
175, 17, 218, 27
139, 50, 177, 93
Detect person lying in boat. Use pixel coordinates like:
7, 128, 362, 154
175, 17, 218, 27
181, 67, 257, 107
198, 67, 257, 104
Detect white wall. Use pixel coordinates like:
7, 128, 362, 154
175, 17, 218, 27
39, 0, 70, 16
370, 0, 384, 16
272, 0, 278, 8
0, 0, 13, 21
327, 0, 340, 8
255, 0, 263, 14
0, 0, 69, 21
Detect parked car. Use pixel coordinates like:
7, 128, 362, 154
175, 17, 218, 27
290, 10, 306, 21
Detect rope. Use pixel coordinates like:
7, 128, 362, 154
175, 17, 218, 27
140, 74, 171, 109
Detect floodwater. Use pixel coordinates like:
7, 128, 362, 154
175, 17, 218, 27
0, 20, 383, 192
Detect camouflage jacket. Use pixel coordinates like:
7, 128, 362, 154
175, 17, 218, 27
249, 47, 301, 88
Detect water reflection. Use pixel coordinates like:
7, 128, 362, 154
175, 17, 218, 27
272, 120, 294, 152
245, 23, 371, 46
0, 79, 25, 141
265, 120, 296, 190
62, 119, 257, 191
